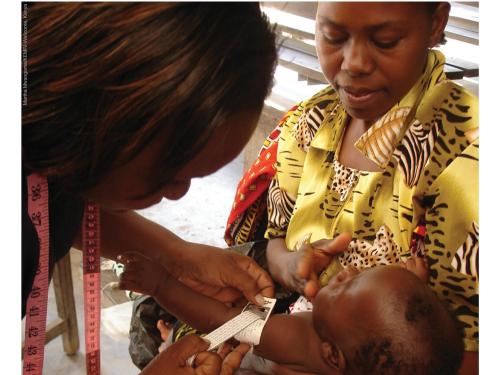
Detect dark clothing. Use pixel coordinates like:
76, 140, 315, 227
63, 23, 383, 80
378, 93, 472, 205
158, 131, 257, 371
22, 171, 84, 317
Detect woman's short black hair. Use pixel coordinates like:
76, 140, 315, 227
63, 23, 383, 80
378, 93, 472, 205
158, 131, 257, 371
23, 3, 277, 192
426, 1, 448, 45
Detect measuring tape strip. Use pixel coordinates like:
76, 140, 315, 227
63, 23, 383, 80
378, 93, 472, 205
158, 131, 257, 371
83, 201, 101, 375
187, 297, 276, 366
23, 174, 50, 374
23, 174, 101, 375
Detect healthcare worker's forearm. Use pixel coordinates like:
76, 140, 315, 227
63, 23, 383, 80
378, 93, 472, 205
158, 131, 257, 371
74, 209, 193, 272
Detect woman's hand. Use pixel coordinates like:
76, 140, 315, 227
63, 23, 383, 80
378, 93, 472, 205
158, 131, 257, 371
173, 243, 275, 305
216, 342, 251, 375
267, 233, 351, 299
148, 334, 250, 375
96, 211, 273, 305
398, 255, 429, 283
140, 334, 220, 375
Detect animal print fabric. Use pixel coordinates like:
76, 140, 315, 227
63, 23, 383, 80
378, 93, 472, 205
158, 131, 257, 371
265, 50, 479, 351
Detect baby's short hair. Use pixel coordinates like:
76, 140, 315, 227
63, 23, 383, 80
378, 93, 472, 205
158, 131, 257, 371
347, 284, 464, 375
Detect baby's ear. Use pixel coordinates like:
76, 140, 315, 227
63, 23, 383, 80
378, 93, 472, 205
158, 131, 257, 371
320, 341, 346, 372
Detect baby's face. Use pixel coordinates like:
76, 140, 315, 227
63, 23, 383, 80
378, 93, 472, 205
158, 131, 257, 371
312, 265, 417, 350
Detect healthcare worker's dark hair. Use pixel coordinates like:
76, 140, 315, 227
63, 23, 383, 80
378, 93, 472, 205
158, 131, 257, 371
23, 2, 277, 193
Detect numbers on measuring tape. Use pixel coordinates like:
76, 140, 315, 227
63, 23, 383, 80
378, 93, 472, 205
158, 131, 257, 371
23, 174, 50, 375
28, 326, 39, 337
24, 174, 102, 375
24, 362, 38, 372
30, 212, 42, 226
27, 306, 40, 317
31, 184, 41, 201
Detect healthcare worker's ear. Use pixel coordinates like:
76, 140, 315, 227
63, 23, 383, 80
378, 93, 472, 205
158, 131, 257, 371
429, 2, 451, 48
320, 341, 346, 372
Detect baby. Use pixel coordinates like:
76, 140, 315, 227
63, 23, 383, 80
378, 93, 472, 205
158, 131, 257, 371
120, 255, 464, 374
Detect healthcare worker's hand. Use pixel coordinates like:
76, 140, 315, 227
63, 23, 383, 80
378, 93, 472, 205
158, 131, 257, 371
140, 334, 220, 375
175, 243, 275, 305
140, 334, 250, 375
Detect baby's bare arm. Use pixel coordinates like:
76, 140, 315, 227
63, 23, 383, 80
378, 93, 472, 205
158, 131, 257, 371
254, 312, 333, 375
119, 253, 237, 332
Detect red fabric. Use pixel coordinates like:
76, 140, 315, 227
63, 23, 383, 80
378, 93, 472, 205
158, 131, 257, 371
224, 106, 298, 242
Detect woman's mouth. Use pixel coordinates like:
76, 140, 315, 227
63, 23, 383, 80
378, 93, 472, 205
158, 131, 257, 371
340, 86, 381, 107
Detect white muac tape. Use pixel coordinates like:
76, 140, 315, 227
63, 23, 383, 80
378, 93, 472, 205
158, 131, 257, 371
187, 297, 276, 367
233, 297, 276, 346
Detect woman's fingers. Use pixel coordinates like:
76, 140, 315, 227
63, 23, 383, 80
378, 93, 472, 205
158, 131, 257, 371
296, 244, 314, 279
232, 255, 275, 304
220, 343, 250, 375
194, 351, 222, 375
303, 279, 320, 300
314, 233, 351, 256
297, 233, 351, 280
168, 334, 210, 366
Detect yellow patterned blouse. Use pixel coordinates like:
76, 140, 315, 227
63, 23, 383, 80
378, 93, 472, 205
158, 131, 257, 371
265, 50, 479, 351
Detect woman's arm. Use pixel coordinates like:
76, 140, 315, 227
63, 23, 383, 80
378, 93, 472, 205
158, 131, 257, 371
74, 209, 274, 304
266, 238, 298, 291
73, 210, 193, 268
118, 252, 240, 332
153, 272, 239, 333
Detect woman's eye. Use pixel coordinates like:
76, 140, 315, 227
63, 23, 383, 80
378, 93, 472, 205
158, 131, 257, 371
322, 33, 348, 45
372, 38, 400, 49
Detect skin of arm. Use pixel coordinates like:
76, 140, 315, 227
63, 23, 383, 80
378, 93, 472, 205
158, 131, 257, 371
74, 210, 274, 304
120, 254, 333, 374
74, 210, 203, 274
156, 276, 332, 374
254, 312, 333, 375
266, 238, 297, 291
154, 273, 237, 333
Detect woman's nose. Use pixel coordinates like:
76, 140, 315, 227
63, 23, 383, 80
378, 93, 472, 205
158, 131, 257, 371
341, 39, 374, 76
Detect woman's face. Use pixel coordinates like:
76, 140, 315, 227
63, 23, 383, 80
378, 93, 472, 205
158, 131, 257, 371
315, 2, 445, 122
83, 110, 260, 211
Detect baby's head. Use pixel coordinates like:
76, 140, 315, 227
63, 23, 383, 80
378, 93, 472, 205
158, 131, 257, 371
312, 265, 463, 375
